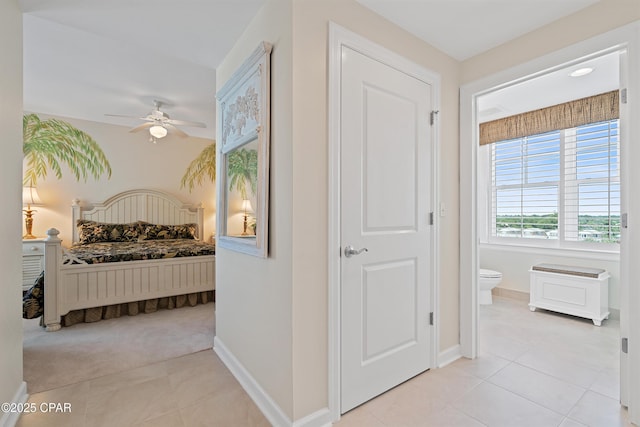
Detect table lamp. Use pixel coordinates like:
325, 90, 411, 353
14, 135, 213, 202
23, 186, 43, 239
241, 199, 253, 236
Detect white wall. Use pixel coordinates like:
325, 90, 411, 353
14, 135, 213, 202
24, 114, 215, 246
0, 0, 26, 421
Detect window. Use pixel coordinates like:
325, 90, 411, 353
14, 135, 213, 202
490, 119, 620, 247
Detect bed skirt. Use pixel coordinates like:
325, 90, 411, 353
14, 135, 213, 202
60, 290, 215, 327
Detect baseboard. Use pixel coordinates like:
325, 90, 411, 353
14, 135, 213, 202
438, 344, 462, 367
214, 337, 292, 427
214, 337, 333, 427
0, 382, 28, 427
492, 287, 529, 302
292, 408, 333, 427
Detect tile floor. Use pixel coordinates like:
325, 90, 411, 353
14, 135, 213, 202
337, 296, 632, 427
17, 296, 632, 426
16, 350, 270, 427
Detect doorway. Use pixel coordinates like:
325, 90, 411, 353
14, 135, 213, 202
460, 24, 640, 425
475, 50, 621, 377
328, 22, 440, 419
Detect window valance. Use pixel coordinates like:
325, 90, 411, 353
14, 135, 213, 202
479, 90, 619, 146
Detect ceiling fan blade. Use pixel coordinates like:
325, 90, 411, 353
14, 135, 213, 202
165, 123, 189, 138
165, 118, 206, 128
108, 102, 203, 139
129, 122, 154, 133
106, 113, 155, 122
105, 113, 139, 119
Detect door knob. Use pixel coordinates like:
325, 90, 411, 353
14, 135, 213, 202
344, 245, 368, 258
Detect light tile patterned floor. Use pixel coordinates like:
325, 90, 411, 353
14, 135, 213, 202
337, 297, 632, 427
17, 296, 632, 426
16, 350, 270, 427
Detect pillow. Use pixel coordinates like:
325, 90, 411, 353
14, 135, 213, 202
77, 220, 144, 244
23, 271, 44, 319
141, 223, 198, 240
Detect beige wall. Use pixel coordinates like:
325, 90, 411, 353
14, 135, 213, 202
215, 0, 295, 419
465, 2, 639, 315
462, 13, 638, 417
216, 0, 461, 421
214, 0, 638, 423
461, 0, 640, 83
290, 0, 460, 418
23, 114, 215, 246
0, 0, 25, 411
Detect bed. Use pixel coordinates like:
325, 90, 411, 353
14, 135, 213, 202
39, 189, 216, 331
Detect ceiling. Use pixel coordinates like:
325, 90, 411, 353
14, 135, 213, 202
20, 0, 266, 139
478, 51, 619, 122
20, 0, 607, 140
356, 0, 600, 61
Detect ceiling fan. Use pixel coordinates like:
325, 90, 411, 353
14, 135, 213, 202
106, 100, 206, 143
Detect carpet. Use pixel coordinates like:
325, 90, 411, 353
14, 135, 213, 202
23, 302, 215, 394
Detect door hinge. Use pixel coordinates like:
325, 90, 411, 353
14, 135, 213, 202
622, 213, 628, 229
621, 88, 628, 104
430, 110, 439, 125
429, 312, 434, 326
622, 337, 628, 354
429, 212, 434, 225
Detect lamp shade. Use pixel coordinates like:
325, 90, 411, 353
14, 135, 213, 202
23, 186, 42, 206
149, 125, 168, 139
241, 199, 254, 214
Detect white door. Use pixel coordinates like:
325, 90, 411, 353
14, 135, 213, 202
340, 45, 433, 412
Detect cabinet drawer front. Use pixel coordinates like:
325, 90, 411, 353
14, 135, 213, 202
22, 242, 45, 255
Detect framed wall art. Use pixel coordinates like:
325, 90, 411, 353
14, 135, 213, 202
216, 41, 272, 257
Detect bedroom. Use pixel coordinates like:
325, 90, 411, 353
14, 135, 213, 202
16, 38, 222, 427
15, 0, 224, 418
3, 1, 640, 427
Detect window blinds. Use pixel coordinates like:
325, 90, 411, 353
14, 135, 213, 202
492, 131, 560, 238
491, 120, 620, 243
563, 120, 620, 242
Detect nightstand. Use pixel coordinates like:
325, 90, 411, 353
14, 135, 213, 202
22, 238, 46, 291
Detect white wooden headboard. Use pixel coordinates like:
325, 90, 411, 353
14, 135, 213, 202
71, 189, 205, 243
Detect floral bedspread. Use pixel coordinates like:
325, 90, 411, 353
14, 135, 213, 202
66, 239, 216, 265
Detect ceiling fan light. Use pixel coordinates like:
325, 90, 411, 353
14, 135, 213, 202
149, 125, 168, 139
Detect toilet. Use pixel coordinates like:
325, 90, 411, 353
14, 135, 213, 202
479, 269, 503, 305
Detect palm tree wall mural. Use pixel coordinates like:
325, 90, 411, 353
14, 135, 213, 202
180, 143, 257, 201
23, 114, 112, 186
181, 143, 216, 192
226, 147, 258, 199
